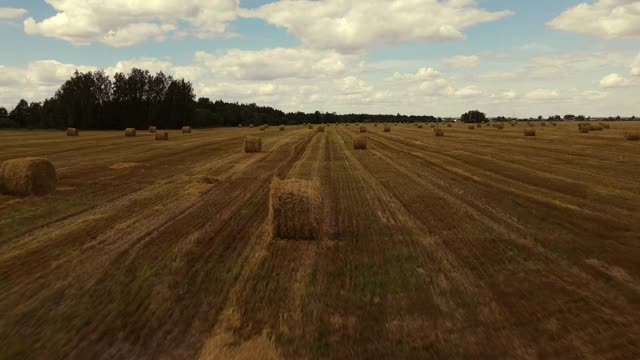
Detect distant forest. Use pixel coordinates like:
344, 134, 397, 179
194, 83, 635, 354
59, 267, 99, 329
0, 69, 633, 129
0, 68, 442, 130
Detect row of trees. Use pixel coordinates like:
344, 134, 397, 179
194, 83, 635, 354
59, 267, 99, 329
0, 70, 636, 129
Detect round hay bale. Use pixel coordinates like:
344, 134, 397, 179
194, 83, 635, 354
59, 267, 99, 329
353, 135, 367, 149
270, 178, 321, 240
579, 126, 590, 133
260, 124, 267, 131
148, 126, 157, 133
447, 123, 452, 127
540, 122, 546, 127
317, 126, 325, 132
468, 125, 475, 129
589, 125, 603, 131
384, 125, 391, 132
125, 128, 137, 137
477, 124, 482, 128
359, 126, 367, 133
624, 131, 639, 141
524, 128, 536, 136
249, 124, 254, 128
308, 125, 314, 129
0, 157, 57, 196
66, 128, 79, 136
238, 124, 243, 128
496, 124, 504, 130
182, 126, 192, 133
280, 125, 285, 131
417, 124, 423, 129
155, 131, 169, 140
434, 128, 444, 137
245, 136, 262, 153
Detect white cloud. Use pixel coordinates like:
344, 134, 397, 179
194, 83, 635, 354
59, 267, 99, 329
23, 0, 239, 47
0, 7, 27, 19
454, 85, 483, 97
387, 67, 441, 81
631, 53, 640, 76
548, 0, 640, 39
600, 73, 632, 88
581, 90, 608, 100
245, 0, 513, 52
192, 48, 353, 80
476, 71, 518, 81
501, 90, 517, 99
442, 55, 480, 68
525, 89, 560, 100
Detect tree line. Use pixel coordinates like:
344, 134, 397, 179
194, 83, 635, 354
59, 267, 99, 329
0, 68, 446, 130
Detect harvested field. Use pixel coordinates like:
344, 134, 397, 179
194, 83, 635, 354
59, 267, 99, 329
1, 122, 640, 359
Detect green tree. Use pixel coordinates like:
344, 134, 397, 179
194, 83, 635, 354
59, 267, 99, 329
461, 110, 486, 123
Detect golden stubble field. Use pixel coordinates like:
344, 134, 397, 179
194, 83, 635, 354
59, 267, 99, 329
1, 121, 640, 359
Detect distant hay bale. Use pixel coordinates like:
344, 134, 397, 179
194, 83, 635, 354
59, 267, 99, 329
360, 126, 367, 133
434, 128, 444, 137
496, 124, 504, 130
417, 124, 423, 129
551, 122, 557, 126
245, 136, 262, 153
524, 128, 536, 136
270, 178, 321, 240
384, 125, 391, 132
155, 131, 169, 140
148, 126, 157, 133
249, 124, 254, 128
238, 124, 243, 128
477, 124, 482, 128
600, 123, 610, 129
317, 126, 325, 132
353, 135, 367, 149
182, 126, 192, 133
0, 157, 57, 196
579, 126, 590, 133
468, 125, 475, 129
280, 125, 285, 131
125, 128, 137, 137
260, 124, 267, 131
510, 122, 517, 126
589, 125, 603, 131
447, 123, 452, 127
374, 123, 378, 127
430, 124, 436, 128
308, 125, 314, 129
624, 131, 640, 141
540, 122, 546, 127
66, 128, 79, 136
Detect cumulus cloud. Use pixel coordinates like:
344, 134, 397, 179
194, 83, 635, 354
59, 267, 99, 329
581, 90, 608, 100
192, 48, 353, 81
476, 71, 518, 81
0, 7, 27, 19
525, 89, 560, 100
548, 0, 640, 39
631, 53, 640, 76
454, 85, 483, 97
23, 0, 239, 46
599, 73, 632, 88
245, 0, 513, 52
387, 67, 441, 81
442, 55, 480, 68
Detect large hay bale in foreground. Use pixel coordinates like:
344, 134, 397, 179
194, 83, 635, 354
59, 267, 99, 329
624, 131, 640, 141
317, 126, 325, 132
353, 135, 367, 149
0, 157, 57, 196
384, 125, 391, 132
434, 128, 444, 137
524, 128, 536, 136
155, 131, 169, 140
245, 136, 262, 153
270, 178, 321, 240
182, 126, 192, 133
125, 128, 137, 137
148, 126, 157, 133
66, 128, 79, 136
360, 126, 367, 133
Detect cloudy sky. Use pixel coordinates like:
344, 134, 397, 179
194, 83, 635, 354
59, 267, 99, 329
0, 0, 639, 117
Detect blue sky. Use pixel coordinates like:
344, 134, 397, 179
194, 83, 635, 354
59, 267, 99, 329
1, 0, 639, 117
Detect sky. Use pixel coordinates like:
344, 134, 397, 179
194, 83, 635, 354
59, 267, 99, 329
0, 0, 639, 117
